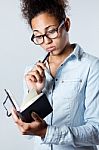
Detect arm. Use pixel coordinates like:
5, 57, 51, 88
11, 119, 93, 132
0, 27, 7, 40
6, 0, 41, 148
11, 61, 48, 137
42, 59, 99, 146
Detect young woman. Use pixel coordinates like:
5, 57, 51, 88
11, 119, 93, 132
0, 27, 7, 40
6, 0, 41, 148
11, 0, 99, 149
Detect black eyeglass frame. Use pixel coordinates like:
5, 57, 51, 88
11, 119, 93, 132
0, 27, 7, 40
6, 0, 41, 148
31, 21, 65, 45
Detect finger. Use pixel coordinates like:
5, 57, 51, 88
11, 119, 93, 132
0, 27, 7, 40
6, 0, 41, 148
11, 108, 19, 120
25, 74, 37, 82
30, 64, 45, 76
11, 109, 23, 125
32, 70, 42, 82
35, 65, 45, 77
36, 62, 47, 70
31, 112, 42, 122
26, 70, 40, 80
29, 70, 43, 83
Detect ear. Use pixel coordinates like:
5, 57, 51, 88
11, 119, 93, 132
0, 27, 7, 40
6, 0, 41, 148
64, 17, 70, 32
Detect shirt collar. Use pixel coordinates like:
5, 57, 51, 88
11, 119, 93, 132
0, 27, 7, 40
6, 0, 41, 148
71, 43, 84, 60
45, 43, 84, 69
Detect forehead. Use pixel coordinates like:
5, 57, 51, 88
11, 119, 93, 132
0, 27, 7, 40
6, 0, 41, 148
31, 12, 59, 31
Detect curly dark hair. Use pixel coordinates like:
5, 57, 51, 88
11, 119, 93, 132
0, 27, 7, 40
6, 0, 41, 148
20, 0, 69, 27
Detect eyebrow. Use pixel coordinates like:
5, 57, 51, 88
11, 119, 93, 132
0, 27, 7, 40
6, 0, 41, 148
33, 24, 57, 32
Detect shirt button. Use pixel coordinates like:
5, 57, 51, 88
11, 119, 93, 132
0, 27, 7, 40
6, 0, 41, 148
49, 92, 51, 94
80, 79, 82, 82
55, 78, 58, 81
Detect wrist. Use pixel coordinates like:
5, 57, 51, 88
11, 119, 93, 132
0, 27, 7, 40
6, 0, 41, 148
41, 124, 47, 138
36, 89, 42, 95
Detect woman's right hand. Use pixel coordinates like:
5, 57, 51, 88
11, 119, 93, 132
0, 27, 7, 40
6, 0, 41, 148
25, 61, 47, 94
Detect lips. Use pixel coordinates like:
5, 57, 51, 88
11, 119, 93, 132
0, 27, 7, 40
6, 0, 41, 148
46, 46, 56, 52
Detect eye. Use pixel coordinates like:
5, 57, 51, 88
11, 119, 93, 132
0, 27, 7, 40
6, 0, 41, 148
47, 28, 57, 34
34, 35, 43, 39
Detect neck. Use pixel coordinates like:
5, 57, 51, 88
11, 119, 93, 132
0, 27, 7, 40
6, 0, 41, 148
49, 43, 75, 64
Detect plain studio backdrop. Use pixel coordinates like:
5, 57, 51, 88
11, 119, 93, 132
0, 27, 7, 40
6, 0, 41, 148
0, 0, 99, 150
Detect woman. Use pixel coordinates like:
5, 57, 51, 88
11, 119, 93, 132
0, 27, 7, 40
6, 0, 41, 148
12, 0, 99, 149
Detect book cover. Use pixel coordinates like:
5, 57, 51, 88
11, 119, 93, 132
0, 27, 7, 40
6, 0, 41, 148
4, 89, 53, 123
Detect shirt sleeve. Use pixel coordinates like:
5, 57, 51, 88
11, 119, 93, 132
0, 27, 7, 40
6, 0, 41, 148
22, 65, 35, 140
42, 59, 99, 147
23, 65, 34, 99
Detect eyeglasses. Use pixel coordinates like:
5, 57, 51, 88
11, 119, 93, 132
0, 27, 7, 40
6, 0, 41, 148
31, 21, 65, 45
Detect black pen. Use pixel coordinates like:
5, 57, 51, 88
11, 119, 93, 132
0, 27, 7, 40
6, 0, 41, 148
42, 52, 50, 63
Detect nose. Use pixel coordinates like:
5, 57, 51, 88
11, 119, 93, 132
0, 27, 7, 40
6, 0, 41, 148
44, 36, 52, 44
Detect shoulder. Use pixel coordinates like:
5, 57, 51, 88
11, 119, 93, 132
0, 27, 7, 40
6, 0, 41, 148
76, 44, 99, 68
80, 51, 99, 78
82, 52, 99, 68
74, 44, 99, 76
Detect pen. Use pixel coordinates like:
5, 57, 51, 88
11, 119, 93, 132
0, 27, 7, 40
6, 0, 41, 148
42, 52, 50, 63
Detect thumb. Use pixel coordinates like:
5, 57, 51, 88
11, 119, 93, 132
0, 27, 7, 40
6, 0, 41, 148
31, 112, 42, 122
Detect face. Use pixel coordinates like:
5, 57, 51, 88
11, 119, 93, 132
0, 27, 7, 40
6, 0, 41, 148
31, 12, 70, 56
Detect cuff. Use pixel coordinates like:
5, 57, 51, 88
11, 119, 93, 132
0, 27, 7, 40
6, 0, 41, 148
41, 125, 59, 144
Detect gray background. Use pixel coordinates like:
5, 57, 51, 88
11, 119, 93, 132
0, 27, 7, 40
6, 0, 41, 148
0, 0, 99, 149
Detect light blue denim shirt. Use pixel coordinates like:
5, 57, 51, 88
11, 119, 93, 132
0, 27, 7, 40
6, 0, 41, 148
23, 44, 99, 150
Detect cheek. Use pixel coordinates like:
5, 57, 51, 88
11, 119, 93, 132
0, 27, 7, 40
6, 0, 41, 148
61, 31, 68, 44
40, 32, 68, 51
40, 44, 47, 51
55, 33, 68, 49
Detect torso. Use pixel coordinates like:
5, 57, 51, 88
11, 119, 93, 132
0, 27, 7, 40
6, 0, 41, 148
48, 62, 62, 77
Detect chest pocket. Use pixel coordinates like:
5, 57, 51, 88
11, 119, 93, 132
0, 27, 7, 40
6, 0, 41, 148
55, 78, 82, 99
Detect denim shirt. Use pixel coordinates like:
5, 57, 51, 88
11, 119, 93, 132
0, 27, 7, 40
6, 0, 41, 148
23, 44, 99, 150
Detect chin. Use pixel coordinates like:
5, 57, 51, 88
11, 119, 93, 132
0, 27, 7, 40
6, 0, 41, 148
50, 50, 61, 56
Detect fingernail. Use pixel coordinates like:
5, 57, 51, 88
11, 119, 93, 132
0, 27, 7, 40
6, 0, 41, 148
31, 112, 37, 119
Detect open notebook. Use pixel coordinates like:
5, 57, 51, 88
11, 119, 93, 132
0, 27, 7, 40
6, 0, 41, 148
4, 89, 53, 123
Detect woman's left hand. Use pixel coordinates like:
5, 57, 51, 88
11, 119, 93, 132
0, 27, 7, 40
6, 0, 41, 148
11, 109, 47, 138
